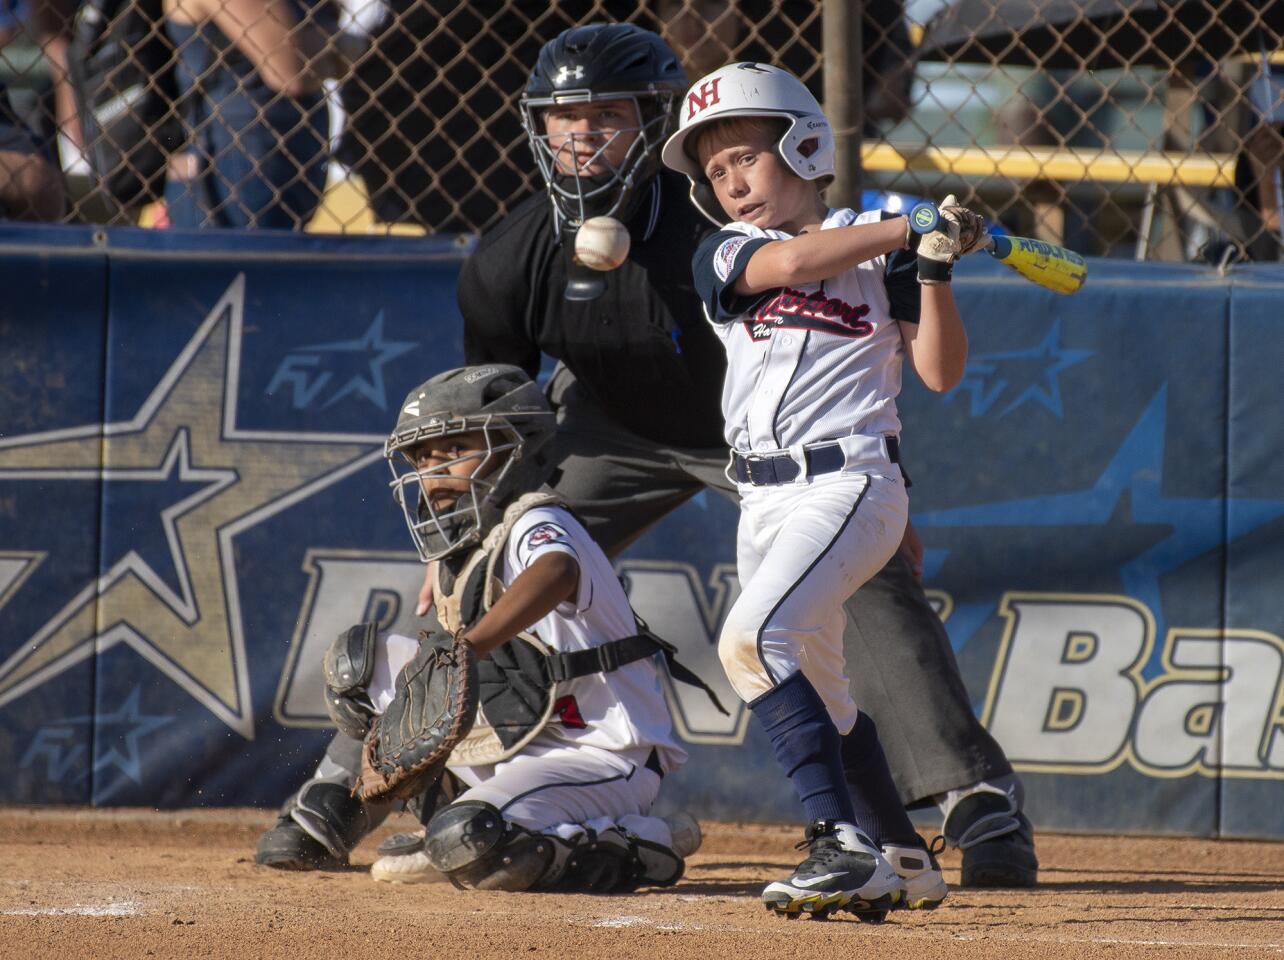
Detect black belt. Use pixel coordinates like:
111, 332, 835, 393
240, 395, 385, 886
732, 437, 899, 486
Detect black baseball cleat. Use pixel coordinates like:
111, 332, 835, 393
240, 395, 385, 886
255, 817, 347, 871
762, 821, 903, 920
960, 814, 1038, 888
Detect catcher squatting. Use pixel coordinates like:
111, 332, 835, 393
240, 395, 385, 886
322, 366, 716, 892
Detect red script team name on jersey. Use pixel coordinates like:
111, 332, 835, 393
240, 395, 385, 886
687, 78, 722, 119
746, 287, 873, 341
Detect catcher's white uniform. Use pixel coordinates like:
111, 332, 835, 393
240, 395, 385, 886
369, 504, 686, 837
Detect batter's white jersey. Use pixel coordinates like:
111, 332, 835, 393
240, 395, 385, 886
692, 208, 922, 456
692, 206, 919, 729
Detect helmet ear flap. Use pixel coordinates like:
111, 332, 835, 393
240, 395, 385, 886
688, 179, 725, 226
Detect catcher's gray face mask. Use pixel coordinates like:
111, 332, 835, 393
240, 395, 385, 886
386, 416, 525, 562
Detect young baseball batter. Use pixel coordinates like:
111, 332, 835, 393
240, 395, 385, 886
323, 364, 702, 892
662, 63, 988, 919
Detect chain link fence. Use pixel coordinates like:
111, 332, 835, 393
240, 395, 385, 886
0, 0, 1280, 259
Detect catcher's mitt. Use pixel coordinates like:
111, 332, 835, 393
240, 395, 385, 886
356, 629, 479, 802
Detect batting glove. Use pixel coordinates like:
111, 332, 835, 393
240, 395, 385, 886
911, 195, 962, 285
942, 198, 990, 256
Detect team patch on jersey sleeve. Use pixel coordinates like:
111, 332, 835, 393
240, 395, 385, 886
522, 522, 571, 553
713, 236, 751, 282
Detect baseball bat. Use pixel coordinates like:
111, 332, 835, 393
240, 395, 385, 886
985, 234, 1087, 295
909, 202, 1087, 295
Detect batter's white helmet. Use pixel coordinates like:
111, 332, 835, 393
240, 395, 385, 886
661, 62, 835, 223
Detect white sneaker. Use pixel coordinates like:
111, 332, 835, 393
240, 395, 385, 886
662, 812, 703, 859
882, 840, 948, 909
370, 830, 441, 884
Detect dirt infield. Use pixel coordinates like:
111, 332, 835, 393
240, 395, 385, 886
1, 808, 1281, 960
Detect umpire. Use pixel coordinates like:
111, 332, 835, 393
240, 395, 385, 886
257, 22, 1037, 887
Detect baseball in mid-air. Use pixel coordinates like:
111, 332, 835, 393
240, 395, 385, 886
573, 216, 630, 271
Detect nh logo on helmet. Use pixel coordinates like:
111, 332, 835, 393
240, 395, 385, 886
687, 78, 722, 120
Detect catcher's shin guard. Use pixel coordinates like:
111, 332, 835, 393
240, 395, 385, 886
425, 801, 560, 891
661, 812, 702, 860
548, 824, 685, 893
322, 622, 379, 740
420, 801, 690, 893
291, 780, 375, 858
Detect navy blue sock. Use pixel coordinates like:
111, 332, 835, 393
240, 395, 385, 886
748, 671, 856, 825
840, 711, 921, 847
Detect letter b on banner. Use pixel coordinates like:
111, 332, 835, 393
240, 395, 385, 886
984, 596, 1151, 768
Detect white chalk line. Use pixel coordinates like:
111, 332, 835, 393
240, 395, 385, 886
578, 912, 1284, 950
949, 933, 1284, 952
591, 915, 701, 932
0, 880, 198, 892
1, 899, 140, 917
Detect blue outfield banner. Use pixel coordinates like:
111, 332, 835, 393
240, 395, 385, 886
1, 225, 1282, 839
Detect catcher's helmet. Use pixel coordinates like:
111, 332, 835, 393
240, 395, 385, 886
661, 62, 835, 224
522, 23, 686, 229
385, 365, 556, 561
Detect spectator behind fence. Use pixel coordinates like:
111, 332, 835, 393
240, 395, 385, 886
653, 0, 739, 79
161, 0, 338, 229
1236, 56, 1284, 260
1187, 54, 1284, 264
0, 0, 67, 219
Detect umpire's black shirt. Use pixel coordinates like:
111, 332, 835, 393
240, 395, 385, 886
459, 171, 727, 449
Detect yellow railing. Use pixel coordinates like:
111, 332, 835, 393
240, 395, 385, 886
292, 143, 1238, 238
861, 143, 1238, 188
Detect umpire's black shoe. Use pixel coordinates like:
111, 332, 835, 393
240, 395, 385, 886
960, 814, 1038, 888
255, 817, 347, 871
762, 821, 903, 920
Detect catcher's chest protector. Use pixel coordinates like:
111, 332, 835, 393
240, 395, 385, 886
435, 492, 565, 767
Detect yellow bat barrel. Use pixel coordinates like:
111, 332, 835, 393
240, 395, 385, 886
988, 235, 1088, 295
